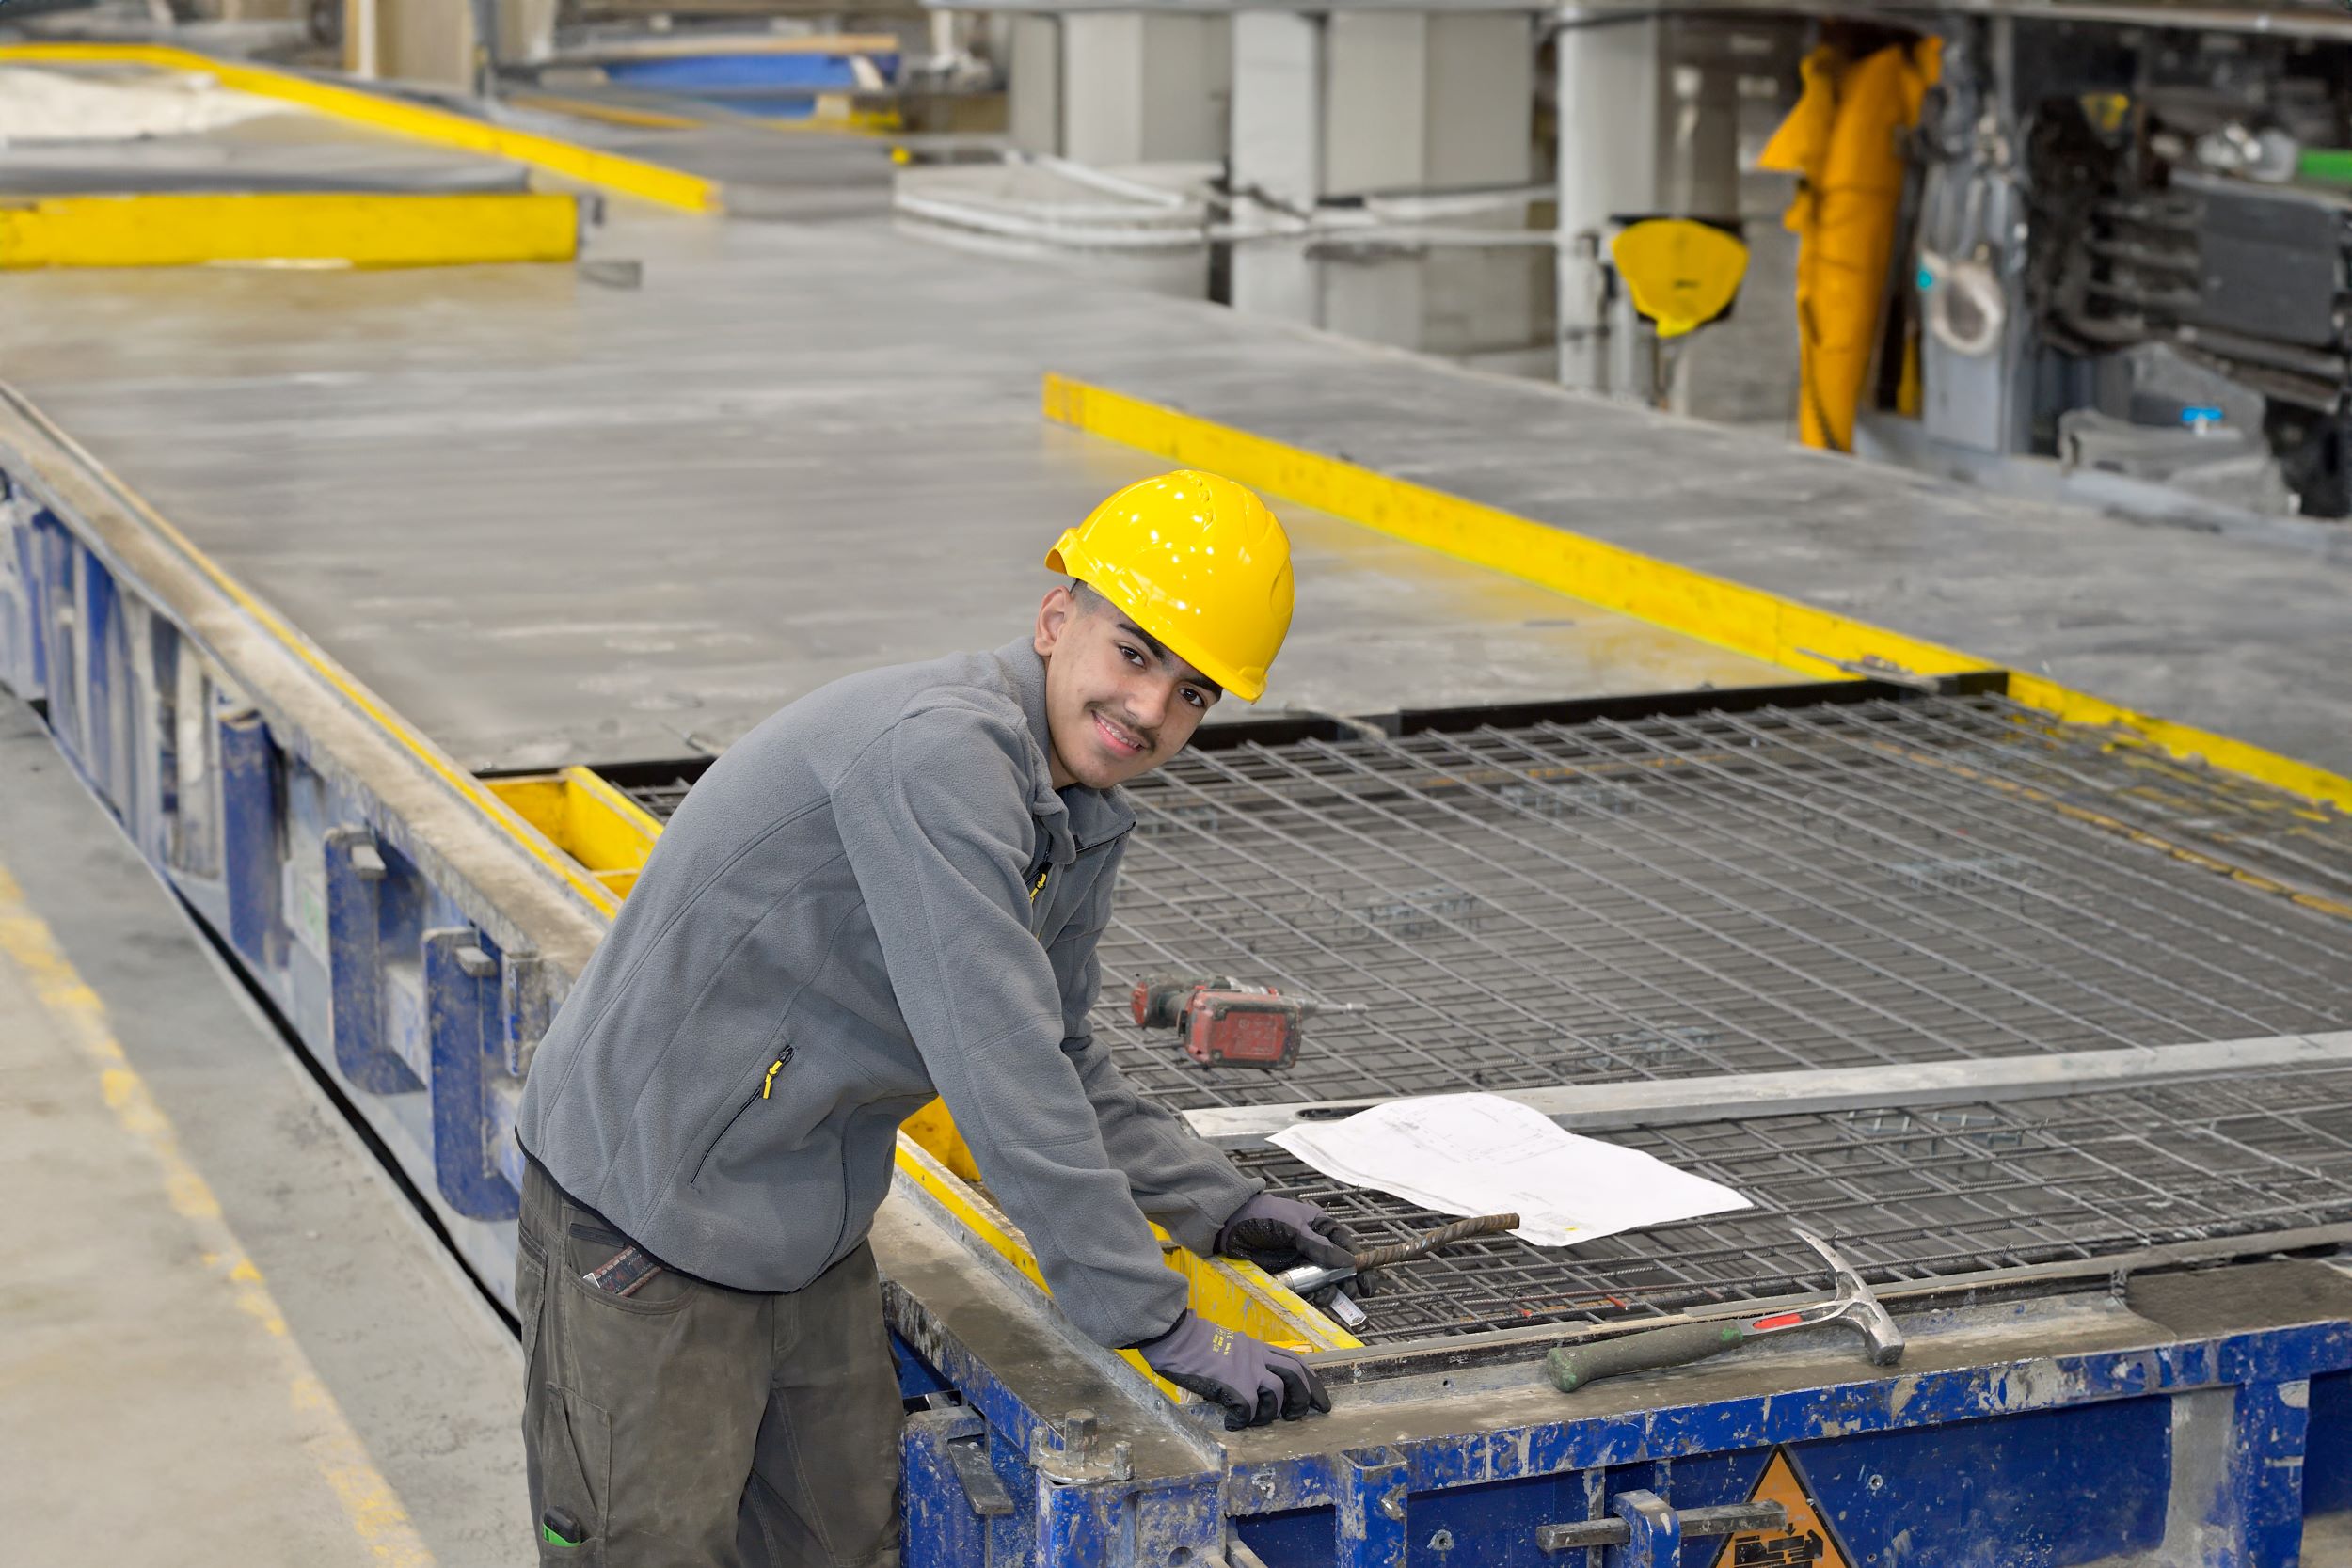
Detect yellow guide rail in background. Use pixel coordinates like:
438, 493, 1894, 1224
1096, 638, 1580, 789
1041, 372, 2352, 815
0, 42, 723, 214
0, 191, 581, 270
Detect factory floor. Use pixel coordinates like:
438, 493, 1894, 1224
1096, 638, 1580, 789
0, 694, 523, 1566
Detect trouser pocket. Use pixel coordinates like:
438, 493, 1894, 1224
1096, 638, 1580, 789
532, 1386, 611, 1566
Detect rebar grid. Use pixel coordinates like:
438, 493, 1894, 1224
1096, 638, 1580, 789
614, 697, 2352, 1115
1095, 696, 2352, 1110
615, 694, 2352, 1336
1237, 1063, 2352, 1342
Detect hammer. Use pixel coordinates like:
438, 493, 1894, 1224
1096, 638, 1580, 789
1546, 1228, 1903, 1392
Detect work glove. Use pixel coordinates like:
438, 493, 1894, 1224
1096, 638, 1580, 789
1216, 1192, 1359, 1275
1136, 1311, 1331, 1430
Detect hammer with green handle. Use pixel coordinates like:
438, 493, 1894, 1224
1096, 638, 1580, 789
1546, 1227, 1902, 1392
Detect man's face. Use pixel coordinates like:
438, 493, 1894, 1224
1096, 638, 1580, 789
1034, 585, 1221, 790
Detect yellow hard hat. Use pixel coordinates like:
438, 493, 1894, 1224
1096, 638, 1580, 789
1046, 469, 1294, 702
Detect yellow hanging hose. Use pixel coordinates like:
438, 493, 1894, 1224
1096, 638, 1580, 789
1759, 38, 1943, 451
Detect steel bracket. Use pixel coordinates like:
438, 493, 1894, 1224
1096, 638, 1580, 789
1537, 1497, 1787, 1560
1025, 1408, 1134, 1484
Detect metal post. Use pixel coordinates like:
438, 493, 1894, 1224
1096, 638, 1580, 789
1033, 1476, 1118, 1566
39, 520, 80, 765
1554, 8, 1661, 393
80, 554, 119, 806
901, 1406, 995, 1568
2219, 1379, 2311, 1568
1338, 1446, 1410, 1568
218, 710, 280, 968
326, 826, 420, 1095
2, 496, 51, 700
424, 927, 519, 1220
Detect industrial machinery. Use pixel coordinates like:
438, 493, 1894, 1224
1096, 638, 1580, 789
1883, 4, 2352, 521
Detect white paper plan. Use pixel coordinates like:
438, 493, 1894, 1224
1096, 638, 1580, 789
1267, 1093, 1752, 1247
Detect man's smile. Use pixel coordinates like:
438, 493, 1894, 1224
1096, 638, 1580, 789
1091, 708, 1150, 758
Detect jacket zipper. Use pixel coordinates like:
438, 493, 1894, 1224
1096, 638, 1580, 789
693, 1045, 791, 1185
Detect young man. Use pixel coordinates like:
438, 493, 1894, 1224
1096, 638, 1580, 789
514, 470, 1355, 1567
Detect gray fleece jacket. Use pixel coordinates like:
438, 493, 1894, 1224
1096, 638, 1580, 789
516, 638, 1258, 1347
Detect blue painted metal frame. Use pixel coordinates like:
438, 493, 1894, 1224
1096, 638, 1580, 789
8, 453, 2352, 1568
425, 926, 521, 1221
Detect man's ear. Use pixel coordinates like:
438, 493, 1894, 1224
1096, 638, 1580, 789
1035, 584, 1078, 657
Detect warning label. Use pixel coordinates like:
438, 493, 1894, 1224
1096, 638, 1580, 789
1710, 1449, 1852, 1568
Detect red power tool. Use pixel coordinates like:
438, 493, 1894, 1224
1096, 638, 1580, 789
1128, 974, 1359, 1070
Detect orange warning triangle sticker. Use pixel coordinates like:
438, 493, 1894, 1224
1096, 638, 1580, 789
1708, 1449, 1854, 1568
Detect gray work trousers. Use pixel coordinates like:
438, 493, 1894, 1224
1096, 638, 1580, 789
517, 1162, 905, 1567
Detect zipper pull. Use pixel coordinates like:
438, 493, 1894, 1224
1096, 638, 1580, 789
760, 1055, 787, 1099
1029, 864, 1051, 904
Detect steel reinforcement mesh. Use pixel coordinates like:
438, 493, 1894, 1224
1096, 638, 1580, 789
619, 692, 2352, 1340
1099, 695, 2352, 1110
1232, 1063, 2352, 1342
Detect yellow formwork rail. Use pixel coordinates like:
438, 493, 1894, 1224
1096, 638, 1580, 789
892, 1136, 1358, 1412
1041, 372, 2352, 815
0, 191, 580, 270
487, 767, 665, 899
0, 42, 723, 214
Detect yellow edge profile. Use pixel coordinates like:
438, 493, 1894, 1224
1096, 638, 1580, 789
0, 42, 723, 214
891, 1136, 1359, 1405
1041, 372, 2352, 815
486, 767, 665, 900
0, 191, 581, 270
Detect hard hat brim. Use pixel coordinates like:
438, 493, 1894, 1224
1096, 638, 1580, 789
1046, 541, 1268, 703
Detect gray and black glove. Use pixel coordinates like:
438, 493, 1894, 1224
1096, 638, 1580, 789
1135, 1311, 1331, 1430
1216, 1192, 1358, 1273
1216, 1192, 1375, 1302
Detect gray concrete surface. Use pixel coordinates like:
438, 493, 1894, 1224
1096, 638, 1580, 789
0, 178, 2342, 776
0, 695, 525, 1566
0, 214, 1788, 770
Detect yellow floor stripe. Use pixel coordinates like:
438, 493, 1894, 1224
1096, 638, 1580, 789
1042, 373, 2352, 814
0, 191, 580, 270
0, 43, 721, 214
0, 861, 436, 1567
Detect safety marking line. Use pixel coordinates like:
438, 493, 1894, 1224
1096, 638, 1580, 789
0, 860, 436, 1567
0, 42, 722, 214
0, 191, 581, 271
1041, 373, 2352, 814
